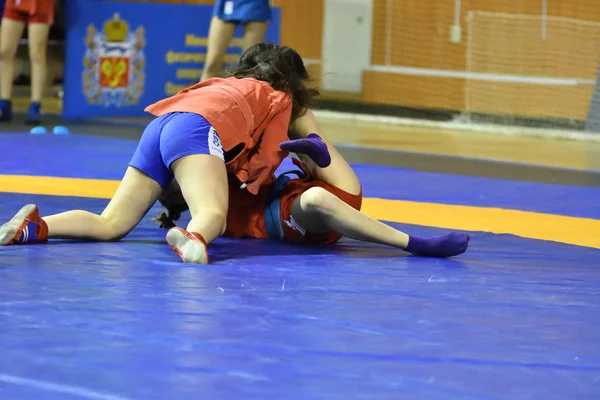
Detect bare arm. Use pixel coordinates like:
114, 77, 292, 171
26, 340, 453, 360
289, 110, 361, 195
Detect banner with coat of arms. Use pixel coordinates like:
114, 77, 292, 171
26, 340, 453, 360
82, 13, 146, 107
64, 0, 281, 118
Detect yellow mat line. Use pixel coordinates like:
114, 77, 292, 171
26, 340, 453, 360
0, 175, 120, 199
1, 175, 599, 249
361, 199, 600, 249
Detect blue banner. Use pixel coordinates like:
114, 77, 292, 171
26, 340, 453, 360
63, 0, 281, 118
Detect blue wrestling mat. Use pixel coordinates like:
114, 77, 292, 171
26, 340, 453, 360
0, 132, 599, 399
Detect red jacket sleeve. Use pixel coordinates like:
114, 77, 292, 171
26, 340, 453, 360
243, 103, 292, 194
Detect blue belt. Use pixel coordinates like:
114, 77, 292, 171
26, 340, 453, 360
264, 170, 306, 241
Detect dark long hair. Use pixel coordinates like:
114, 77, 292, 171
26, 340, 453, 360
155, 44, 319, 229
228, 42, 319, 121
153, 183, 189, 229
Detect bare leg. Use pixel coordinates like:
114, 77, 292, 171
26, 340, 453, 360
0, 18, 25, 100
44, 167, 163, 241
170, 154, 228, 244
164, 154, 228, 264
241, 21, 268, 52
291, 187, 409, 248
290, 187, 470, 257
27, 22, 50, 103
201, 17, 236, 81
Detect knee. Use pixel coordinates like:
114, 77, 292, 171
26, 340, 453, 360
99, 216, 128, 242
300, 187, 337, 216
0, 46, 15, 62
29, 46, 47, 64
192, 207, 228, 235
203, 51, 225, 76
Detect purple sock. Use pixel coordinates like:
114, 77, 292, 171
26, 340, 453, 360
405, 232, 470, 257
280, 133, 331, 168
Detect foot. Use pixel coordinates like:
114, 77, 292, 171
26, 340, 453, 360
280, 133, 331, 168
405, 232, 470, 257
0, 99, 13, 122
25, 102, 41, 125
0, 204, 49, 245
166, 227, 209, 264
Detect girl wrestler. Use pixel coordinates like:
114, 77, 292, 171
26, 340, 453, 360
156, 110, 470, 258
0, 43, 323, 264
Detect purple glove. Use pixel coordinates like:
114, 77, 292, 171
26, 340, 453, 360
280, 133, 331, 168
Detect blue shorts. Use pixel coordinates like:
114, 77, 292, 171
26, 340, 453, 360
264, 169, 306, 241
129, 112, 225, 189
213, 0, 271, 23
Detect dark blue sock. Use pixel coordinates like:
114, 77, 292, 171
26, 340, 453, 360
406, 232, 470, 257
26, 102, 41, 123
280, 133, 331, 168
0, 99, 12, 121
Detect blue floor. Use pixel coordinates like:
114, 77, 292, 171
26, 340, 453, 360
1, 132, 599, 399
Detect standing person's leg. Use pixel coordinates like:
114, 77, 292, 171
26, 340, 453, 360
26, 21, 51, 124
201, 16, 237, 80
241, 21, 267, 52
240, 0, 270, 51
0, 11, 26, 121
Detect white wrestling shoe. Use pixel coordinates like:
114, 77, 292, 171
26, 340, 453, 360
0, 204, 48, 245
166, 227, 209, 264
